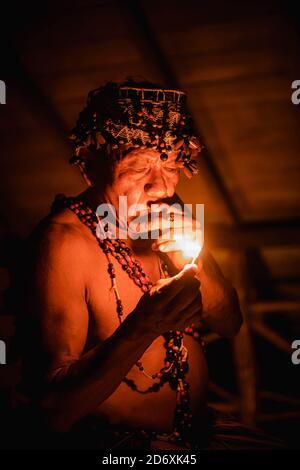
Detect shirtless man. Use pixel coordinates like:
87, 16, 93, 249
18, 80, 242, 449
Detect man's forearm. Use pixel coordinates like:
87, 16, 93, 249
196, 250, 243, 337
200, 279, 243, 337
39, 313, 156, 432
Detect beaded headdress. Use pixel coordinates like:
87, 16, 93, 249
69, 81, 202, 178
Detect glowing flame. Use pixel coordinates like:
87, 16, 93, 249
174, 237, 201, 260
158, 234, 203, 263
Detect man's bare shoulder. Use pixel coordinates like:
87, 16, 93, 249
29, 207, 103, 269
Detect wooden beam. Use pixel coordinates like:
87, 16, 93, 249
229, 251, 258, 426
260, 390, 300, 406
208, 402, 239, 413
209, 381, 237, 402
206, 220, 300, 249
251, 320, 292, 354
251, 300, 300, 315
258, 411, 300, 422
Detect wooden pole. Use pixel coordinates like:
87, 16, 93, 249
229, 250, 258, 426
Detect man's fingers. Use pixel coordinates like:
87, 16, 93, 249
159, 224, 197, 239
149, 264, 199, 297
149, 277, 173, 295
152, 241, 181, 253
174, 263, 199, 278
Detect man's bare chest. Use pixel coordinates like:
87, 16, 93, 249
82, 240, 208, 407
84, 244, 164, 345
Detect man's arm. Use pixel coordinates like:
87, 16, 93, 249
196, 248, 243, 337
24, 222, 156, 433
159, 245, 243, 338
154, 193, 243, 337
161, 193, 243, 338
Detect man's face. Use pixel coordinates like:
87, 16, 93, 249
106, 149, 181, 220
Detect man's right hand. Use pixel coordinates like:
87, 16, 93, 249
132, 264, 202, 337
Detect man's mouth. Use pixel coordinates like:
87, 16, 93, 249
147, 197, 173, 207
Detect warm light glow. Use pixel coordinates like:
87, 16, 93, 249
174, 237, 201, 260
158, 234, 203, 263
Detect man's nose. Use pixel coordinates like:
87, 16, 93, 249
144, 168, 169, 199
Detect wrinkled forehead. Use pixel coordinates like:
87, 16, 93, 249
118, 149, 178, 166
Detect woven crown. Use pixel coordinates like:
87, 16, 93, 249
69, 81, 202, 177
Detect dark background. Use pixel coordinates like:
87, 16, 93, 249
0, 0, 299, 448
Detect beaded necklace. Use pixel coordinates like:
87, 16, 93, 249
51, 193, 205, 445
